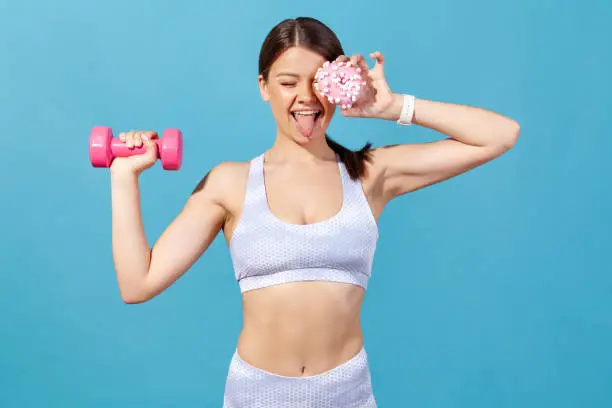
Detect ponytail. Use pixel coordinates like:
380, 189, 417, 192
325, 134, 373, 180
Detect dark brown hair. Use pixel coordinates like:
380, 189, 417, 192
258, 17, 372, 180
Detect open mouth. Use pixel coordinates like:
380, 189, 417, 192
291, 109, 323, 138
291, 110, 322, 120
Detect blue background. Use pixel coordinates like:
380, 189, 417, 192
1, 0, 610, 406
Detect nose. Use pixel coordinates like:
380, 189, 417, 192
296, 79, 317, 103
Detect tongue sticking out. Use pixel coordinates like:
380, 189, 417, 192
294, 114, 317, 138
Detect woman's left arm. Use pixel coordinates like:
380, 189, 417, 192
338, 51, 521, 200
371, 95, 521, 199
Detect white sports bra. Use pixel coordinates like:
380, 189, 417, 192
229, 154, 379, 293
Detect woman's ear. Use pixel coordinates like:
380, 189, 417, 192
258, 75, 270, 102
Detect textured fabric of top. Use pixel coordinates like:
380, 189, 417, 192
229, 154, 379, 293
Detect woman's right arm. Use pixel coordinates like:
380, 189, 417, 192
109, 131, 228, 303
111, 166, 227, 304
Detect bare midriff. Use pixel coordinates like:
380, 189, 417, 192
237, 280, 365, 377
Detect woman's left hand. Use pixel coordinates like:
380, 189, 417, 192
335, 51, 402, 121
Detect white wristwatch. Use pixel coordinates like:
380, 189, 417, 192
397, 94, 416, 126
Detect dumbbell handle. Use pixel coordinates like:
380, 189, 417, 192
109, 137, 161, 158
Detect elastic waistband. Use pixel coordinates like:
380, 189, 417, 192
231, 347, 369, 381
238, 267, 370, 293
224, 347, 376, 407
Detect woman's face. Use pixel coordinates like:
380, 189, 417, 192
258, 46, 336, 144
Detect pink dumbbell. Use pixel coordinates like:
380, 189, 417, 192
314, 60, 366, 109
89, 126, 183, 170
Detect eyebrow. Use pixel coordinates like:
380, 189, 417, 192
275, 72, 300, 78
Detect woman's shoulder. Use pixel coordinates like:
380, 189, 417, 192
210, 160, 252, 179
192, 160, 251, 195
190, 160, 253, 218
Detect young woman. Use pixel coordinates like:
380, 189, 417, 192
110, 17, 520, 408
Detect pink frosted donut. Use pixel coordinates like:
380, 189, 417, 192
314, 60, 366, 109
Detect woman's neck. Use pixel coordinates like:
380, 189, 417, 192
266, 131, 335, 164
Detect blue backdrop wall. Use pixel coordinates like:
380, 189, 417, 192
1, 0, 610, 406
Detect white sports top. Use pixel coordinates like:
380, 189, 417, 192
229, 154, 379, 293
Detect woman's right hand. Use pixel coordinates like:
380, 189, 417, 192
110, 130, 159, 176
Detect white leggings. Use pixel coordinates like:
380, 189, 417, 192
223, 347, 377, 407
